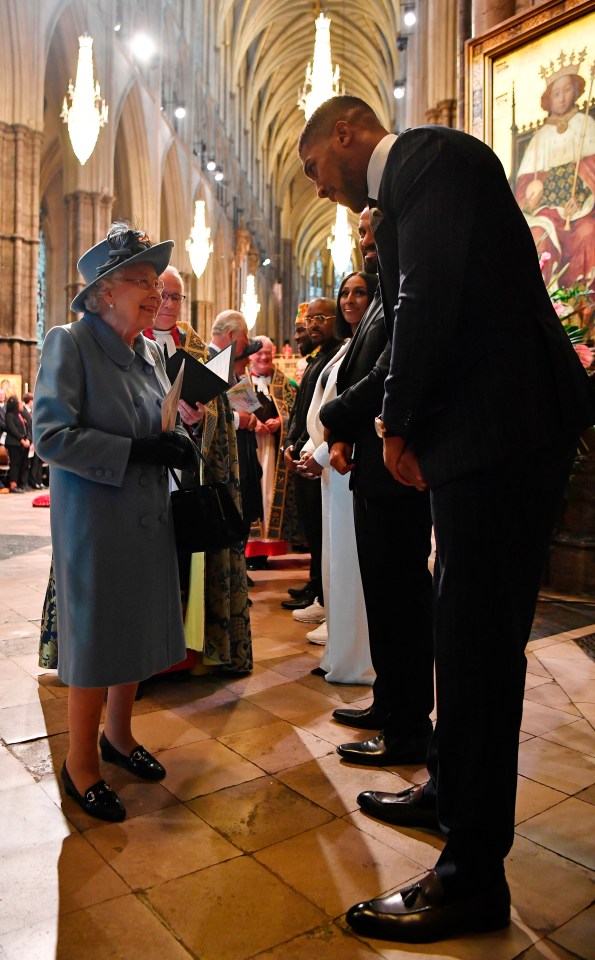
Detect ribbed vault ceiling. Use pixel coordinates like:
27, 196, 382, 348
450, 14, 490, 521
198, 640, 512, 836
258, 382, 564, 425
218, 0, 401, 273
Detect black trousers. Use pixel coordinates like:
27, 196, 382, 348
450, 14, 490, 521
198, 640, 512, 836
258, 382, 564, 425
28, 453, 43, 487
7, 444, 27, 488
353, 488, 434, 739
428, 434, 578, 890
294, 474, 324, 604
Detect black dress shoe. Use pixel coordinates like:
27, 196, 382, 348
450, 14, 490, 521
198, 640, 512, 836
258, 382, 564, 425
61, 762, 126, 823
280, 592, 317, 610
310, 666, 327, 677
246, 574, 255, 587
337, 733, 430, 767
358, 783, 439, 828
287, 582, 312, 599
332, 705, 386, 730
346, 870, 511, 943
99, 732, 166, 781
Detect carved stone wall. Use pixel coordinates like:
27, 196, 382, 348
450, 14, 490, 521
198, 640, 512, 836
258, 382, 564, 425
473, 0, 516, 33
64, 192, 113, 311
0, 122, 43, 385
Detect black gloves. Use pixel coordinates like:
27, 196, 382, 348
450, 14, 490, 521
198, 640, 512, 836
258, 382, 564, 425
129, 432, 196, 469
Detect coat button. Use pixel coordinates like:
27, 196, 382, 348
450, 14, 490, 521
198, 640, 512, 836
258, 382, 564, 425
104, 468, 113, 479
140, 515, 151, 528
156, 397, 163, 407
138, 474, 150, 487
133, 395, 144, 407
95, 468, 104, 478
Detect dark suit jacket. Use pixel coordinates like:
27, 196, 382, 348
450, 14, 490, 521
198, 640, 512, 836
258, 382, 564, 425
374, 126, 594, 488
320, 291, 411, 498
285, 338, 342, 457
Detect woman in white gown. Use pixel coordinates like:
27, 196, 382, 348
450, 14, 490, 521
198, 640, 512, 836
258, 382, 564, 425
297, 272, 378, 684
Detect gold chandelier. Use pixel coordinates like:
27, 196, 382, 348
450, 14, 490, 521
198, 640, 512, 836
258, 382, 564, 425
327, 204, 354, 275
241, 275, 261, 331
186, 201, 213, 279
61, 35, 108, 166
298, 7, 343, 120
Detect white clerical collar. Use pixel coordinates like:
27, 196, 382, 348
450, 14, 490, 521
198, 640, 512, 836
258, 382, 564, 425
367, 133, 398, 202
153, 328, 177, 360
252, 373, 271, 396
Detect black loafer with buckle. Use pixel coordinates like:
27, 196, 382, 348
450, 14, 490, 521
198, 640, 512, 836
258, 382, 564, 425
61, 762, 126, 823
100, 732, 166, 781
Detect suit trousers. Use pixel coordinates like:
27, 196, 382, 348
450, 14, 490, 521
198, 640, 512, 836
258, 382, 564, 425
428, 433, 578, 890
294, 473, 324, 604
353, 489, 434, 738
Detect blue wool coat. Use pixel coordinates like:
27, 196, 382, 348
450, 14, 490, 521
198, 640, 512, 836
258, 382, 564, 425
33, 312, 186, 687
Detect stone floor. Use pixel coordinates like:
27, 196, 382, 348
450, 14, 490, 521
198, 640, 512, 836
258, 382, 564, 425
0, 489, 594, 960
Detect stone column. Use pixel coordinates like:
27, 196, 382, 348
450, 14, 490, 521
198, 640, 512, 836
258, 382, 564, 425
472, 0, 515, 35
457, 0, 472, 128
0, 122, 43, 387
64, 192, 113, 311
426, 0, 458, 126
281, 237, 295, 342
234, 224, 251, 311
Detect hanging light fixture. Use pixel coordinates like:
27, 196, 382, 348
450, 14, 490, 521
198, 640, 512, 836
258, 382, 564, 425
298, 5, 343, 120
241, 275, 261, 331
327, 204, 354, 276
61, 34, 108, 166
185, 200, 213, 280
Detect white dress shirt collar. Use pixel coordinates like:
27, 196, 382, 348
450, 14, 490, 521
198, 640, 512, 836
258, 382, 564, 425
367, 133, 398, 202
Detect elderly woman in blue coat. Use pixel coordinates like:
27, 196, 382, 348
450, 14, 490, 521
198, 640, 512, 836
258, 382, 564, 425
34, 221, 194, 823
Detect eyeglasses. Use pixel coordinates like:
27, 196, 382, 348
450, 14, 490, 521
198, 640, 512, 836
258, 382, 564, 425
122, 278, 165, 293
161, 292, 186, 304
307, 314, 335, 324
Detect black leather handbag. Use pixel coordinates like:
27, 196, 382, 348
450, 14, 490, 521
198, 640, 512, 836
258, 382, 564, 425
169, 442, 245, 553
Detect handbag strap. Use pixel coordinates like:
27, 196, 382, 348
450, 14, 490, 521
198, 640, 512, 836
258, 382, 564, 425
169, 437, 219, 491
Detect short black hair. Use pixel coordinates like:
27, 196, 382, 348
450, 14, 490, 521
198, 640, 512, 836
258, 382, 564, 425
298, 96, 380, 154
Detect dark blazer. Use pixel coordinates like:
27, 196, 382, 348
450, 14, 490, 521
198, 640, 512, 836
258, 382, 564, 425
21, 406, 33, 439
4, 411, 29, 448
374, 126, 594, 488
319, 292, 411, 498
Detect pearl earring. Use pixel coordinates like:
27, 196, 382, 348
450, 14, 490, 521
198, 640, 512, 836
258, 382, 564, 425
109, 302, 114, 309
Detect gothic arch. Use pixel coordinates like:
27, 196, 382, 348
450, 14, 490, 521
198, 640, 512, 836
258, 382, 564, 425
160, 142, 189, 254
113, 84, 157, 234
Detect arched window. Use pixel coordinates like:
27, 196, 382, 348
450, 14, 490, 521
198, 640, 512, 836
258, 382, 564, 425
36, 219, 46, 350
309, 250, 324, 299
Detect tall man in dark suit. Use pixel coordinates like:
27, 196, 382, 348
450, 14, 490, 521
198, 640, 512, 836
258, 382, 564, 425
298, 96, 594, 943
320, 207, 434, 765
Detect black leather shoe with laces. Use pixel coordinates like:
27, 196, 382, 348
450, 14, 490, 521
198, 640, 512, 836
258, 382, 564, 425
338, 733, 430, 767
357, 783, 439, 827
332, 705, 387, 729
287, 582, 313, 599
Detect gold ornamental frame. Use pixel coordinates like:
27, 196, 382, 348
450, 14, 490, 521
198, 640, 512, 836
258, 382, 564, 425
466, 0, 595, 288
